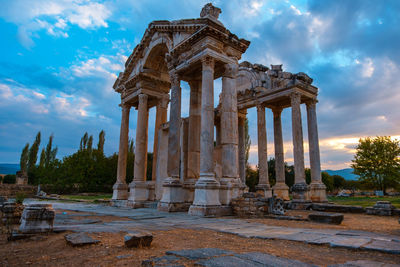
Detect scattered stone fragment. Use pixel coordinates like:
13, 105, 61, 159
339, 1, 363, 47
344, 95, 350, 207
166, 248, 233, 260
328, 260, 400, 267
308, 212, 344, 225
19, 204, 55, 233
1, 202, 22, 225
116, 254, 133, 259
124, 231, 153, 248
362, 239, 400, 254
65, 232, 100, 246
366, 201, 395, 216
141, 255, 182, 266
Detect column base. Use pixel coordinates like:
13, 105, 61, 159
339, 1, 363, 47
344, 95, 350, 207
219, 178, 241, 205
309, 182, 327, 202
255, 184, 272, 198
189, 173, 221, 216
147, 181, 156, 201
291, 182, 311, 202
127, 181, 148, 208
157, 177, 185, 212
112, 182, 128, 200
272, 182, 290, 201
110, 200, 128, 207
182, 179, 196, 203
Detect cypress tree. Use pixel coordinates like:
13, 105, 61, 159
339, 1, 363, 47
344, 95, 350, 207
20, 143, 30, 173
28, 131, 41, 171
97, 130, 105, 154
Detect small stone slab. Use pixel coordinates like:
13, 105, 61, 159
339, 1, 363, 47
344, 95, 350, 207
311, 203, 365, 213
195, 255, 263, 267
166, 248, 233, 260
329, 260, 400, 267
308, 212, 344, 225
237, 252, 316, 267
65, 232, 100, 246
362, 239, 400, 254
124, 231, 153, 248
142, 255, 182, 266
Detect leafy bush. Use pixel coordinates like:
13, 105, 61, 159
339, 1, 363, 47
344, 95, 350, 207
15, 192, 25, 204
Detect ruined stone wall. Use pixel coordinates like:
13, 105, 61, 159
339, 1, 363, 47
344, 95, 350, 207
0, 184, 36, 198
231, 192, 271, 218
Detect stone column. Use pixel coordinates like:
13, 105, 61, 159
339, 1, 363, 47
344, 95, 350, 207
128, 94, 149, 207
152, 96, 169, 180
290, 92, 310, 202
219, 62, 240, 205
184, 80, 202, 204
112, 104, 130, 201
307, 100, 327, 202
189, 56, 221, 216
272, 107, 289, 200
256, 104, 272, 197
158, 70, 184, 212
238, 112, 247, 185
149, 96, 168, 201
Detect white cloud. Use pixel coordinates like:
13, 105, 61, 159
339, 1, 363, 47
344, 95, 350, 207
70, 55, 124, 79
0, 0, 111, 48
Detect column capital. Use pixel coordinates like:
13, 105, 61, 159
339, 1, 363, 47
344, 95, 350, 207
223, 63, 238, 78
168, 70, 180, 87
306, 98, 318, 107
201, 56, 215, 71
290, 92, 301, 105
138, 93, 148, 103
158, 95, 169, 109
120, 103, 131, 110
272, 106, 283, 116
256, 104, 265, 112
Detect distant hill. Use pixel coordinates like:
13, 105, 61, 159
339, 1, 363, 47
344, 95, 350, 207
323, 168, 358, 181
0, 163, 19, 175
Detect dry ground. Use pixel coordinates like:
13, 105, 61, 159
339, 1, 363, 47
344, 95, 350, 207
1, 227, 400, 267
251, 210, 400, 235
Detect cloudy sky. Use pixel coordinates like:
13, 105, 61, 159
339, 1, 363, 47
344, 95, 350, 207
0, 0, 399, 170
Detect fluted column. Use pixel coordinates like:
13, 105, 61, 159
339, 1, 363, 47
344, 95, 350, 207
112, 104, 130, 200
133, 94, 149, 182
290, 92, 309, 202
238, 113, 247, 185
272, 107, 289, 200
187, 80, 202, 180
189, 56, 221, 216
152, 96, 169, 180
128, 94, 149, 207
307, 99, 327, 202
256, 104, 271, 197
219, 62, 240, 204
158, 70, 184, 211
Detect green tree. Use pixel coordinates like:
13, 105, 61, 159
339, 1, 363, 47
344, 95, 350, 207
28, 131, 41, 172
332, 175, 346, 189
45, 134, 57, 167
97, 130, 105, 155
321, 171, 334, 192
20, 143, 29, 173
351, 136, 400, 194
39, 148, 46, 168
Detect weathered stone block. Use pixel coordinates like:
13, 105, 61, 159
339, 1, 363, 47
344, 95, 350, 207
19, 204, 55, 233
366, 201, 395, 216
65, 232, 100, 246
124, 231, 153, 248
308, 212, 344, 225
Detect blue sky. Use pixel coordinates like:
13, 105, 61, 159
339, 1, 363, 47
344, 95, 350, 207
0, 0, 399, 170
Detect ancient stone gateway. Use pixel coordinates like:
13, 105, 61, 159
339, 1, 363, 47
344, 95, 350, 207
112, 4, 327, 216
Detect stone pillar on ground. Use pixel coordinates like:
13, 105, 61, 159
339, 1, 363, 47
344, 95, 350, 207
255, 104, 272, 198
306, 99, 327, 202
290, 92, 310, 202
112, 104, 131, 201
158, 70, 184, 211
128, 94, 149, 207
148, 96, 169, 201
219, 62, 241, 205
155, 124, 169, 200
189, 56, 221, 216
184, 79, 202, 204
271, 107, 289, 200
238, 112, 247, 187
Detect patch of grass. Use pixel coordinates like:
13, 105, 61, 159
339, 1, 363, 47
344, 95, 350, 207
328, 196, 400, 208
62, 194, 112, 202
